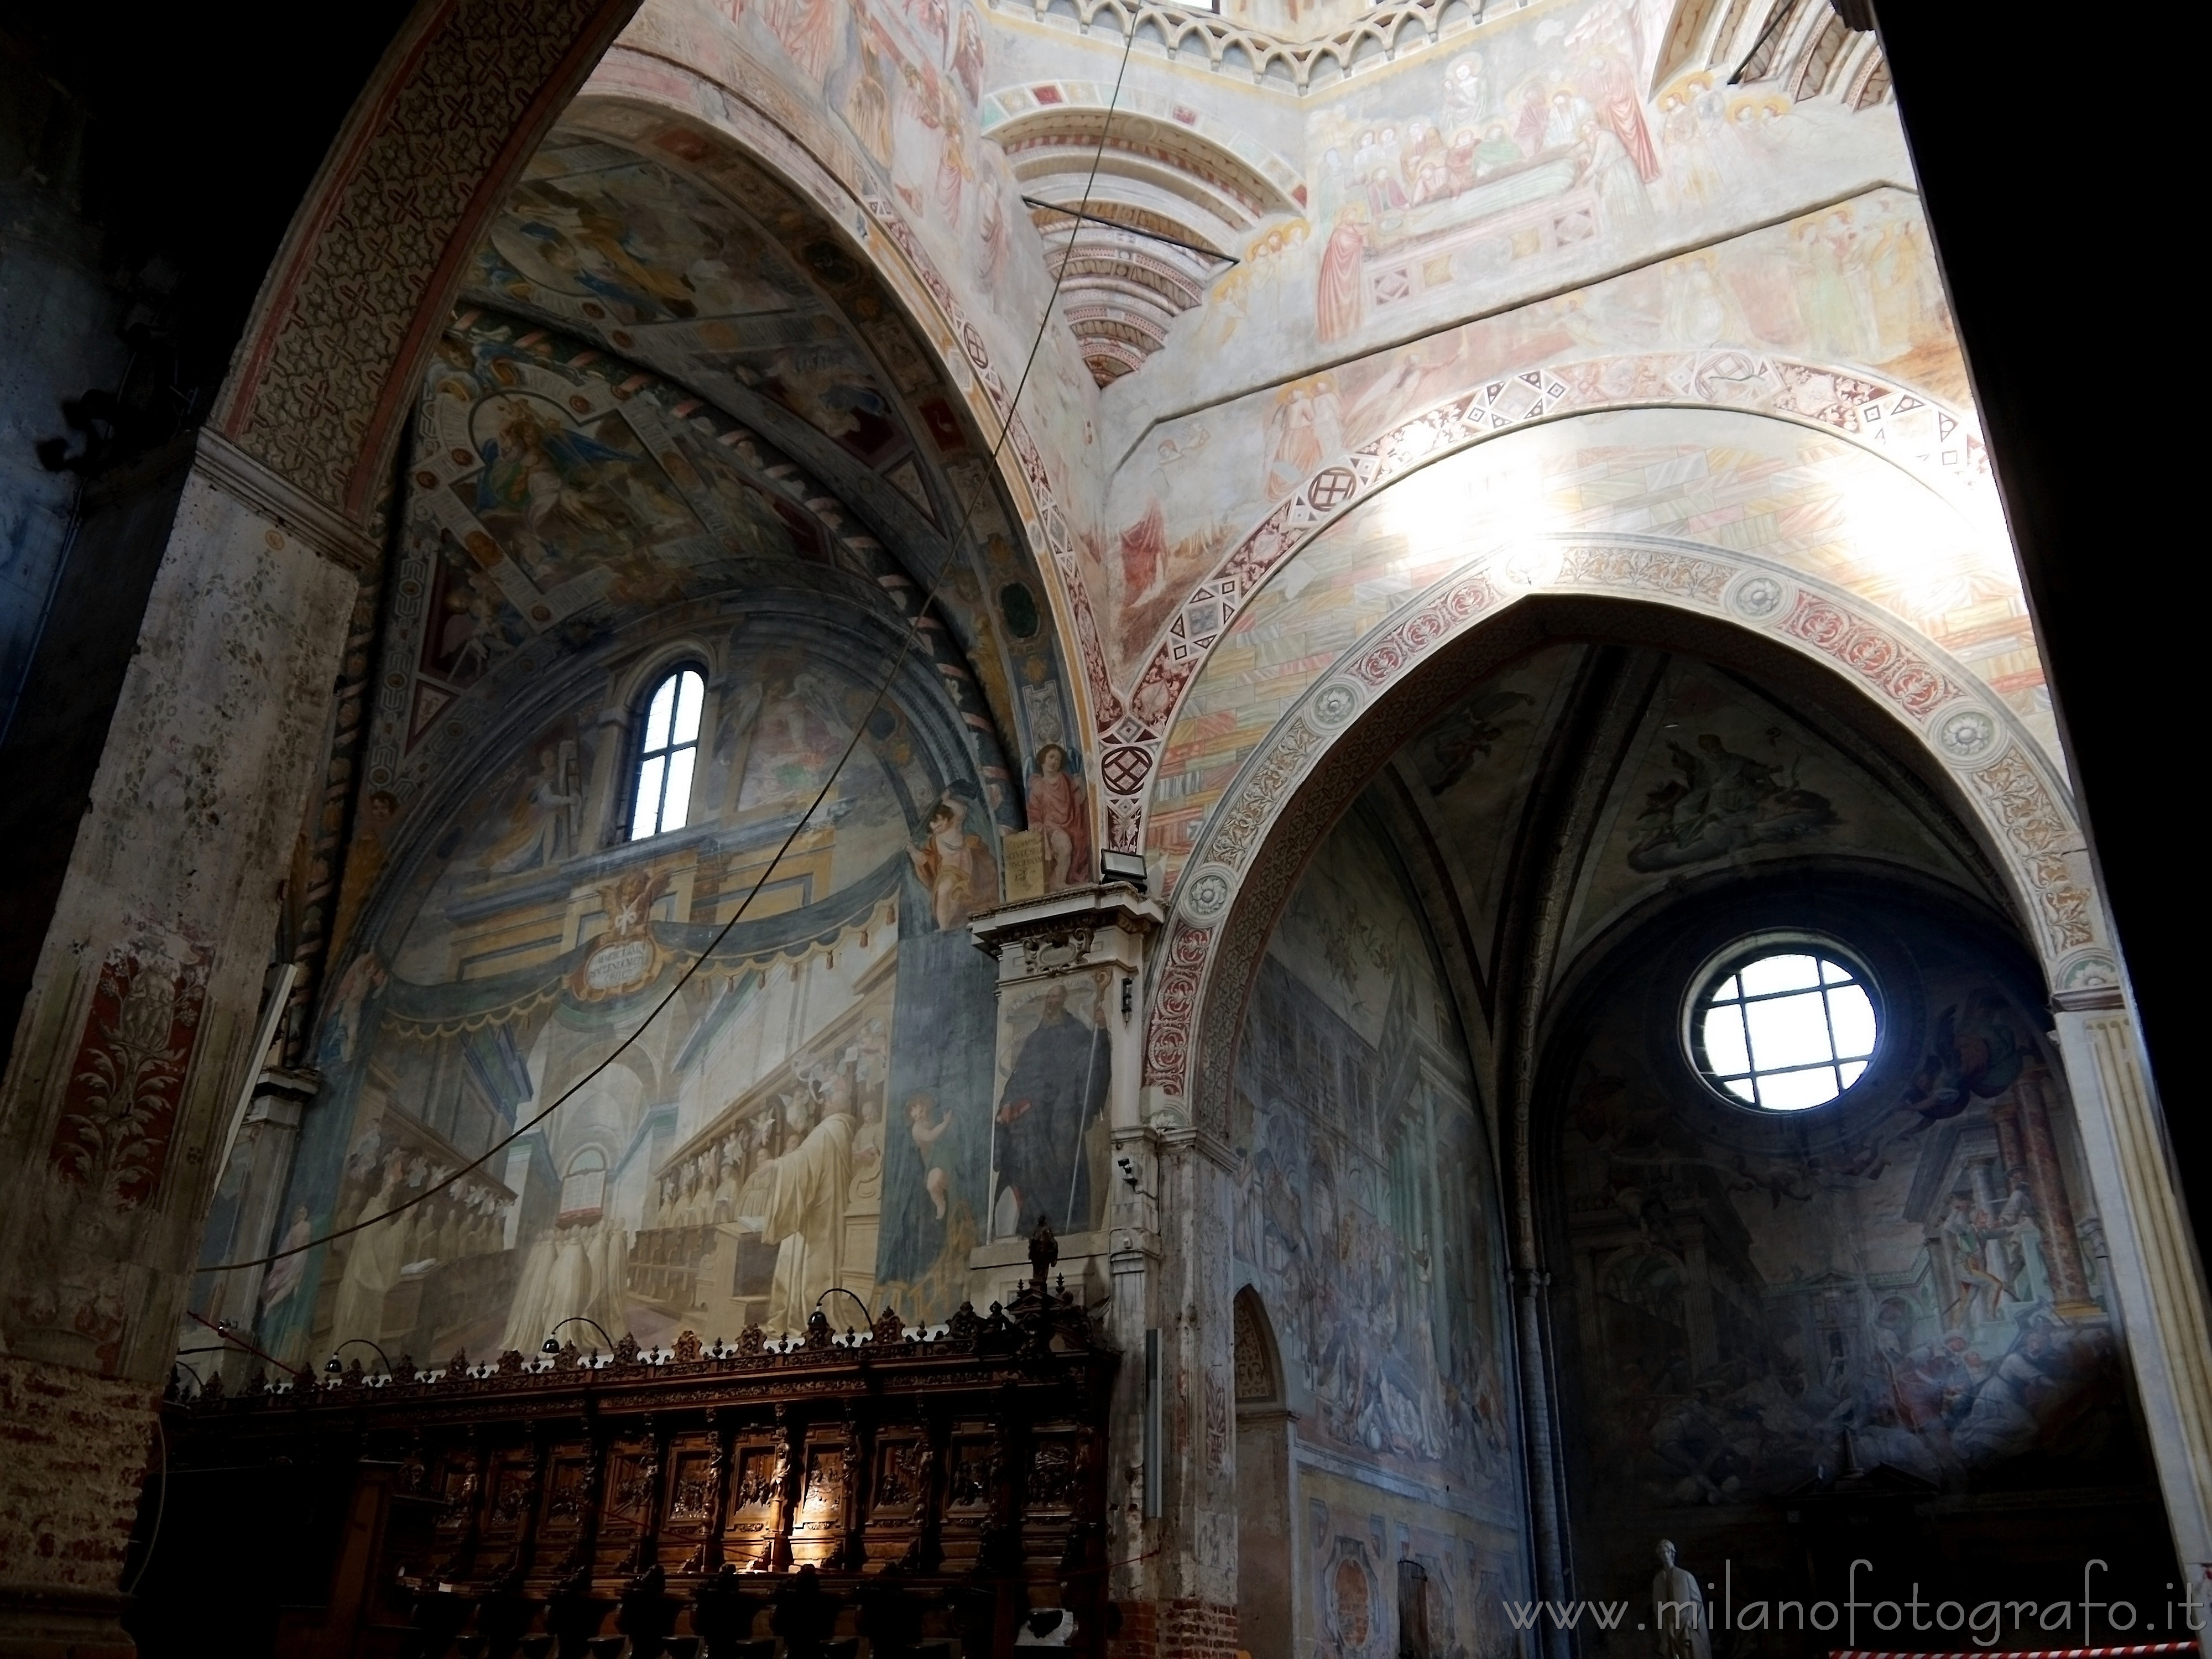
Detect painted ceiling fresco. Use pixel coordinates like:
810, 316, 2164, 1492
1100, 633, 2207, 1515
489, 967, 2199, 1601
1387, 644, 1994, 1010
358, 307, 1022, 865
412, 126, 1082, 808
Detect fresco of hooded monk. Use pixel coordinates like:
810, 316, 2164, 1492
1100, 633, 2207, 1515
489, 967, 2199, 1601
740, 1087, 855, 1334
992, 982, 1110, 1237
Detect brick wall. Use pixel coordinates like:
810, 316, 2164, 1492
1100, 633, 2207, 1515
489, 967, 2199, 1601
0, 1358, 156, 1595
1112, 1598, 1240, 1659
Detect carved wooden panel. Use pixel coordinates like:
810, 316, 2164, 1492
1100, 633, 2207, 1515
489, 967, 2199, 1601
862, 1425, 932, 1569
596, 1435, 660, 1576
535, 1445, 597, 1580
658, 1432, 722, 1573
787, 1427, 852, 1568
721, 1435, 784, 1572
936, 1421, 999, 1574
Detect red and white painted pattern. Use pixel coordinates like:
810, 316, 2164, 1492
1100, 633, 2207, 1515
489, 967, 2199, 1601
1103, 353, 1989, 855
1139, 541, 2107, 1103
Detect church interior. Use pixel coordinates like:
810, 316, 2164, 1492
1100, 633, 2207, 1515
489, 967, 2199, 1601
0, 4, 2199, 1659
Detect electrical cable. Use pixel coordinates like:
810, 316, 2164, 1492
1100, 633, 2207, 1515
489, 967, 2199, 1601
202, 22, 1142, 1282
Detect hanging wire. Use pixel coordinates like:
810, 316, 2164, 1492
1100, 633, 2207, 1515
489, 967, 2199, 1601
202, 23, 1142, 1282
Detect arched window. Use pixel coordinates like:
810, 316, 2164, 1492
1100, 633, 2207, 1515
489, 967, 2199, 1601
631, 667, 703, 840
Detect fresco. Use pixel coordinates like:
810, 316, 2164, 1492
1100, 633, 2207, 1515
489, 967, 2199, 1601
1549, 890, 2148, 1641
241, 290, 1099, 1369
1149, 404, 2039, 888
1233, 801, 1528, 1656
476, 138, 910, 473
450, 128, 1087, 856
1562, 656, 1984, 945
1305, 1478, 1529, 1659
618, 0, 1100, 556
1177, 0, 1903, 379
258, 598, 1024, 1370
1112, 187, 1964, 679
991, 971, 1113, 1241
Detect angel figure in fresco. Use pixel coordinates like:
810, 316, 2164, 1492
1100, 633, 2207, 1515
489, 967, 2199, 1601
1264, 374, 1344, 497
765, 0, 842, 86
846, 18, 898, 166
906, 1092, 954, 1219
952, 7, 986, 105
909, 791, 998, 929
486, 744, 582, 875
1897, 990, 2025, 1134
1626, 732, 1835, 872
1413, 688, 1534, 795
474, 397, 671, 576
1025, 745, 1090, 890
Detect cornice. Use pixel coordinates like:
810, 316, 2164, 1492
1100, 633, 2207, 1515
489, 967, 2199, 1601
194, 429, 382, 577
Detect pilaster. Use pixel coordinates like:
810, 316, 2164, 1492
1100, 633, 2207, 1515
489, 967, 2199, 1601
2049, 987, 2212, 1635
0, 447, 358, 1640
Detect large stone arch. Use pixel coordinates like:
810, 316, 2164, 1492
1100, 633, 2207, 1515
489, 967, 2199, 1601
211, 0, 648, 524
1141, 551, 2106, 1130
1099, 354, 1998, 853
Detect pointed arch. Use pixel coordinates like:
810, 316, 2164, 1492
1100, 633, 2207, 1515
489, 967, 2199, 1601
1232, 1283, 1285, 1406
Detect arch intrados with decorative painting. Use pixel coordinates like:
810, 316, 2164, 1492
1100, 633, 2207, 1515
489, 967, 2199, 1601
519, 92, 1089, 759
1105, 358, 1991, 854
568, 51, 1125, 753
1144, 573, 2106, 1140
212, 0, 646, 523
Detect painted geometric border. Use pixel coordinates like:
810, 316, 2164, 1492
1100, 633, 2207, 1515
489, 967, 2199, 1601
1103, 351, 1992, 855
1140, 536, 2109, 1125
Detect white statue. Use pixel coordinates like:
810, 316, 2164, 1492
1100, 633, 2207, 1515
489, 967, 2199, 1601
1652, 1540, 1712, 1659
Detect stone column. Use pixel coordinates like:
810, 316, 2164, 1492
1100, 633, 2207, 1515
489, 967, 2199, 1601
1139, 1128, 1240, 1659
1513, 1268, 1571, 1659
0, 432, 367, 1656
2049, 988, 2212, 1645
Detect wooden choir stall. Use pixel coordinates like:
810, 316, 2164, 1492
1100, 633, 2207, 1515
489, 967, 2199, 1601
129, 1250, 1115, 1659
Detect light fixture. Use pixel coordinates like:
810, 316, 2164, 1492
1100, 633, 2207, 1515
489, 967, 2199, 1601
1100, 849, 1147, 890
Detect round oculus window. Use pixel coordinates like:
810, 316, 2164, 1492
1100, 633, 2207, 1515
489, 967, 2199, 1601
1686, 939, 1878, 1112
